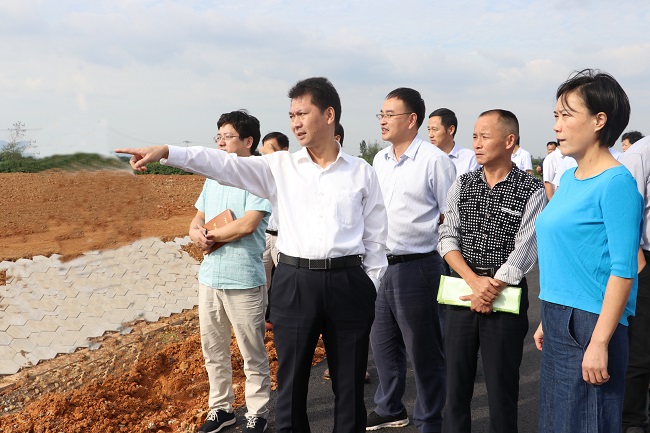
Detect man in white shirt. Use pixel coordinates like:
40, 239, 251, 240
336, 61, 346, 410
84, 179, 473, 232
511, 137, 533, 174
427, 108, 479, 177
620, 135, 650, 433
116, 77, 388, 433
259, 131, 290, 330
542, 142, 562, 200
368, 88, 456, 432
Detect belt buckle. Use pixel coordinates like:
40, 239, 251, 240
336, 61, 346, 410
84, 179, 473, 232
308, 258, 330, 270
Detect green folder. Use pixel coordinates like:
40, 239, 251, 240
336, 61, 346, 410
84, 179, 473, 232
437, 275, 522, 314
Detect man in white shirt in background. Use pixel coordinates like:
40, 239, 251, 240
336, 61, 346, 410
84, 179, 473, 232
259, 131, 290, 330
542, 141, 562, 200
511, 137, 533, 174
116, 76, 388, 433
427, 108, 479, 177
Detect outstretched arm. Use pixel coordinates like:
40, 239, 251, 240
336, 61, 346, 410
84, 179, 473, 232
115, 145, 170, 172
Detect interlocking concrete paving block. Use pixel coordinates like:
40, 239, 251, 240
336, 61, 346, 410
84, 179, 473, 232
58, 317, 85, 332
53, 305, 81, 320
0, 321, 8, 332
25, 319, 57, 333
165, 303, 184, 315
4, 314, 28, 326
31, 346, 59, 361
80, 303, 106, 318
10, 338, 35, 353
80, 324, 108, 339
102, 310, 131, 326
0, 359, 20, 375
30, 331, 60, 347
6, 325, 31, 339
141, 311, 161, 322
0, 332, 12, 346
57, 330, 82, 347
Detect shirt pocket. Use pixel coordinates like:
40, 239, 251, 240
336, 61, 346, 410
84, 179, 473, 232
335, 191, 363, 227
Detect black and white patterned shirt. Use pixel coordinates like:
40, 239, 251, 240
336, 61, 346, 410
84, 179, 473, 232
438, 165, 547, 285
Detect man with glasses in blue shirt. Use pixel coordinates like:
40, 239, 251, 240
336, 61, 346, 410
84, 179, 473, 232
368, 88, 456, 433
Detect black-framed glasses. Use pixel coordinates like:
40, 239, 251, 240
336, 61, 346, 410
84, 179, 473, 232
375, 112, 414, 120
214, 134, 240, 143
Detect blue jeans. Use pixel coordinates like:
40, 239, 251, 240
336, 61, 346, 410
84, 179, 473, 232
370, 253, 445, 433
539, 301, 628, 433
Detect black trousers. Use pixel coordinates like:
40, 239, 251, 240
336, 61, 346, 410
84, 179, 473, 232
623, 250, 650, 429
442, 278, 529, 433
270, 263, 377, 433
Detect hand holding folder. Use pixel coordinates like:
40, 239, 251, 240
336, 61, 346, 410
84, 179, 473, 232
437, 275, 522, 314
202, 209, 235, 254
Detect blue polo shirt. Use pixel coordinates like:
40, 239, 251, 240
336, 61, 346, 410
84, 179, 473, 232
195, 179, 271, 289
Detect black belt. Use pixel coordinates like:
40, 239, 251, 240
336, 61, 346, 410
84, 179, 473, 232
468, 263, 497, 278
278, 253, 362, 270
266, 229, 278, 236
387, 250, 438, 265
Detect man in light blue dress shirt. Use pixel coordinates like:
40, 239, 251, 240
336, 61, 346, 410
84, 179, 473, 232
368, 88, 456, 433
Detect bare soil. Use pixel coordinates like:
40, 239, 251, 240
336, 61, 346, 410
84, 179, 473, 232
0, 171, 325, 433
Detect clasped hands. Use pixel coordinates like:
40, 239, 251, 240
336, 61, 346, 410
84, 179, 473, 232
459, 275, 506, 314
189, 224, 217, 255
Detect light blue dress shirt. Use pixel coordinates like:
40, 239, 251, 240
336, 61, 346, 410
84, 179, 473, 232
373, 137, 456, 255
196, 179, 271, 289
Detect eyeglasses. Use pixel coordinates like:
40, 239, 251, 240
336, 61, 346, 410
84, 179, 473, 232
375, 112, 414, 120
213, 134, 240, 143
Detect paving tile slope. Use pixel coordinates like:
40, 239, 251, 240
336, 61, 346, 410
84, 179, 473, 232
0, 237, 199, 375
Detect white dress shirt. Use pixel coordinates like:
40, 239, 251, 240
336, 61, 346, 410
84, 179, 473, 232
373, 138, 456, 255
163, 145, 388, 288
511, 147, 533, 172
620, 136, 650, 251
542, 148, 564, 184
449, 143, 480, 177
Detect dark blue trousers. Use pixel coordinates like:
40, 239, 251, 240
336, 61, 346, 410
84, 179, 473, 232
370, 253, 445, 433
270, 263, 376, 433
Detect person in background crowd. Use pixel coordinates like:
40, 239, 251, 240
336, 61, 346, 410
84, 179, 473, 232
620, 134, 650, 433
511, 136, 533, 174
427, 108, 479, 177
259, 131, 290, 330
621, 130, 644, 152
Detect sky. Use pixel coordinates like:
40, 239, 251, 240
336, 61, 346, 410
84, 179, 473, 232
1, 0, 649, 159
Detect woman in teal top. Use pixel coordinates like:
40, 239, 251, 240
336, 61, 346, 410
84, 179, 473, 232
534, 69, 643, 433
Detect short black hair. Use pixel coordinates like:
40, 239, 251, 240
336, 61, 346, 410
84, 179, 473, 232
556, 69, 630, 148
262, 131, 290, 149
335, 123, 344, 146
217, 110, 261, 154
428, 108, 458, 137
386, 88, 426, 128
547, 141, 558, 146
479, 109, 519, 139
622, 130, 644, 145
288, 77, 341, 125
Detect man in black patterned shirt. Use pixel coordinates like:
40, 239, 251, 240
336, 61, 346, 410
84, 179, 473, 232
438, 109, 546, 433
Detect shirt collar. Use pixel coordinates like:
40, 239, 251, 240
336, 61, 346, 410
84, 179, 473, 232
477, 163, 519, 186
448, 142, 460, 159
385, 137, 423, 162
295, 144, 349, 167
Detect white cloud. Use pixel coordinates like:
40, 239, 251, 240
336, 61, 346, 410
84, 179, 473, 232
0, 0, 649, 158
